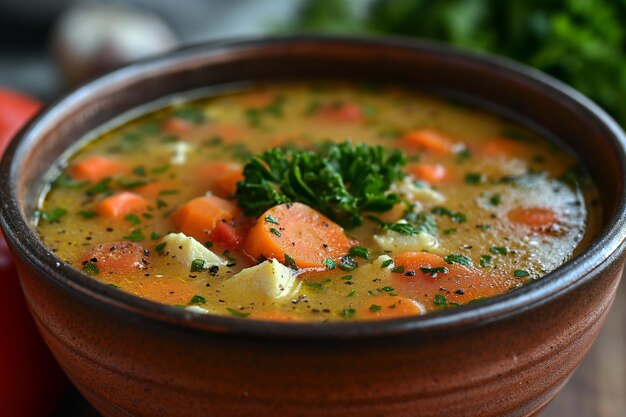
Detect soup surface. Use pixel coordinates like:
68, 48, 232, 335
36, 82, 601, 321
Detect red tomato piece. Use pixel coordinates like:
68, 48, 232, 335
0, 89, 68, 416
210, 221, 242, 250
317, 102, 363, 123
0, 90, 41, 153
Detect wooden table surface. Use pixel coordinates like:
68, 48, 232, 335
543, 275, 626, 417
53, 279, 626, 417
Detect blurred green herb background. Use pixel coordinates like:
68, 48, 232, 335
288, 0, 626, 127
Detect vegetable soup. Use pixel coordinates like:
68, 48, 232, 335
35, 82, 601, 321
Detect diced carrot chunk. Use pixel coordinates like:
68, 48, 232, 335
244, 202, 353, 268
408, 163, 448, 184
97, 192, 150, 221
507, 207, 558, 231
361, 295, 423, 319
317, 102, 363, 123
80, 242, 148, 274
69, 156, 127, 182
197, 162, 244, 197
162, 117, 193, 135
215, 170, 244, 198
171, 195, 240, 242
479, 137, 521, 157
401, 129, 456, 154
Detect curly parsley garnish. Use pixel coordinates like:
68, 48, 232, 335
235, 142, 407, 228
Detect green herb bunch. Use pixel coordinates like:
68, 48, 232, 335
235, 142, 407, 228
288, 0, 626, 127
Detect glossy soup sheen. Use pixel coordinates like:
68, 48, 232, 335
36, 82, 601, 321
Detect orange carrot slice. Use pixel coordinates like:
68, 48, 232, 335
243, 202, 353, 268
162, 117, 193, 135
361, 295, 423, 319
479, 137, 521, 158
69, 156, 127, 183
171, 195, 240, 242
507, 207, 558, 231
317, 102, 363, 123
392, 251, 504, 304
252, 311, 298, 321
401, 129, 456, 154
408, 163, 448, 184
128, 278, 196, 305
80, 242, 148, 274
215, 170, 244, 198
97, 192, 150, 221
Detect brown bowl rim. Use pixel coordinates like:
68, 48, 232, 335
2, 35, 626, 339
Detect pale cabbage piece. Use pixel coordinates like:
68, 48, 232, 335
161, 232, 224, 267
374, 229, 439, 255
221, 259, 299, 300
391, 177, 444, 204
354, 255, 395, 279
185, 305, 209, 314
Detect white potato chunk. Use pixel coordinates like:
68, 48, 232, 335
169, 142, 191, 165
374, 229, 439, 255
161, 232, 224, 267
391, 177, 444, 204
221, 259, 298, 300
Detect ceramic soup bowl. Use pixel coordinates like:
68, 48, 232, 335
1, 36, 626, 417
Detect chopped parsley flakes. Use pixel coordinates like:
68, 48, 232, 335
123, 229, 145, 242
489, 246, 508, 255
322, 258, 336, 270
369, 304, 382, 312
443, 253, 472, 267
226, 307, 249, 317
189, 295, 207, 305
434, 294, 449, 307
190, 259, 205, 273
38, 207, 68, 223
82, 262, 99, 276
420, 266, 449, 276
